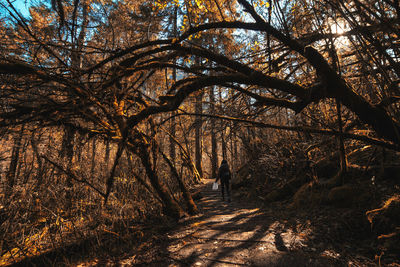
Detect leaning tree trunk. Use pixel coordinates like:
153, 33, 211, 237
304, 46, 400, 145
161, 150, 198, 215
132, 137, 184, 220
5, 125, 24, 198
60, 126, 75, 208
168, 130, 202, 183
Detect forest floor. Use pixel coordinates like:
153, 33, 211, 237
109, 179, 379, 267
11, 179, 389, 266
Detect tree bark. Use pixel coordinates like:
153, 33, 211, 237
90, 138, 96, 179
336, 100, 347, 174
161, 150, 198, 215
104, 140, 125, 204
166, 129, 202, 183
135, 143, 183, 219
195, 90, 203, 178
303, 46, 400, 145
104, 137, 111, 169
210, 86, 218, 179
5, 125, 24, 197
126, 151, 162, 203
31, 131, 45, 188
60, 126, 74, 207
169, 6, 178, 167
129, 131, 184, 220
221, 127, 227, 160
219, 88, 227, 160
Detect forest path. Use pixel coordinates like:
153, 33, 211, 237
152, 179, 340, 267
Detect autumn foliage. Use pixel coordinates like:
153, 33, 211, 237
1, 0, 400, 265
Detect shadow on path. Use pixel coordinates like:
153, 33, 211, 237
10, 179, 347, 266
139, 179, 345, 267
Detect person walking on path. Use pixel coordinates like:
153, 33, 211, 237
216, 159, 231, 202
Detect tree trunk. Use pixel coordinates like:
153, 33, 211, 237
336, 99, 347, 175
135, 142, 184, 220
90, 138, 96, 179
195, 90, 203, 178
169, 115, 176, 165
15, 138, 27, 185
5, 125, 24, 197
31, 132, 45, 188
221, 129, 227, 160
304, 46, 400, 145
219, 88, 227, 161
169, 6, 178, 167
60, 126, 74, 207
232, 126, 238, 171
210, 86, 218, 179
104, 140, 125, 204
168, 129, 202, 183
104, 138, 111, 170
161, 150, 198, 215
126, 151, 162, 203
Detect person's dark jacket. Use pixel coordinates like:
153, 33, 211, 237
217, 161, 231, 182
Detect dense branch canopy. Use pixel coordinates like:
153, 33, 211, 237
1, 0, 400, 147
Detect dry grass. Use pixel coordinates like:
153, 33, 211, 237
0, 175, 162, 266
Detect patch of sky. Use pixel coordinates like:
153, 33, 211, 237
0, 0, 34, 18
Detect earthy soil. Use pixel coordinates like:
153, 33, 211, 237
111, 179, 379, 266
12, 179, 391, 266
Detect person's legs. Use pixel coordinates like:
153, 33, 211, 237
220, 181, 225, 200
226, 180, 231, 202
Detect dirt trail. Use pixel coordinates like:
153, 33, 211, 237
9, 179, 376, 266
142, 179, 342, 267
